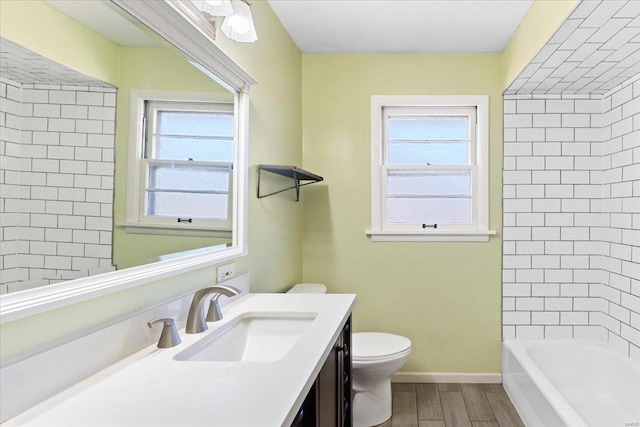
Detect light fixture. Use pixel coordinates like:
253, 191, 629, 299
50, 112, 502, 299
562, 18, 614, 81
191, 0, 233, 16
221, 0, 258, 43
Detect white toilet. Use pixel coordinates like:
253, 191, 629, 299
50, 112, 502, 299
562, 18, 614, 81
287, 283, 412, 427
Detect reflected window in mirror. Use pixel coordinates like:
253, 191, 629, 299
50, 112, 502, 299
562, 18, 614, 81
123, 91, 235, 238
144, 101, 233, 229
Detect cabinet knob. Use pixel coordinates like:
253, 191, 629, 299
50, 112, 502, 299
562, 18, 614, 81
337, 343, 349, 357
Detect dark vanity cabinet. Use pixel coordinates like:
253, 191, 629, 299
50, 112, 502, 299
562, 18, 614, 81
292, 316, 352, 427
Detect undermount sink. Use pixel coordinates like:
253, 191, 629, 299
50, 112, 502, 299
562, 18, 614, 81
174, 312, 317, 362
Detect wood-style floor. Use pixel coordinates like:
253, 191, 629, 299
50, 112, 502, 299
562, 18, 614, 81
377, 383, 525, 427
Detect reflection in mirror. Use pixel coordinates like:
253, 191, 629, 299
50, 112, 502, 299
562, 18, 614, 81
0, 37, 118, 294
0, 1, 237, 295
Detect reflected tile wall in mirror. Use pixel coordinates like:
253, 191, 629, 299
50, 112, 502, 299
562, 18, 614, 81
0, 38, 117, 294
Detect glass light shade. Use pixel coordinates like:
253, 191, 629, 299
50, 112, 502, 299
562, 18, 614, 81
191, 0, 233, 16
221, 0, 258, 43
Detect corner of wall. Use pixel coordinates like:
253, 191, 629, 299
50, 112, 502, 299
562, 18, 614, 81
500, 0, 579, 92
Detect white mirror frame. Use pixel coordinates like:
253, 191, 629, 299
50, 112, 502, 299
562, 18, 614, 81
0, 0, 256, 324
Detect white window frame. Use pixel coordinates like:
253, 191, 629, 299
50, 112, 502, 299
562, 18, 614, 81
366, 95, 496, 242
120, 89, 236, 238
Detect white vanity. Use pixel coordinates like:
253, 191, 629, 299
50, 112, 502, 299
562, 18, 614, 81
2, 276, 355, 426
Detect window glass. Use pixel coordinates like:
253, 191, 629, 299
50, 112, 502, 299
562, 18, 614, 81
154, 137, 233, 162
387, 171, 471, 197
387, 142, 469, 165
387, 198, 472, 224
387, 116, 469, 141
386, 170, 472, 225
387, 114, 470, 166
147, 192, 228, 219
148, 165, 230, 192
156, 111, 234, 138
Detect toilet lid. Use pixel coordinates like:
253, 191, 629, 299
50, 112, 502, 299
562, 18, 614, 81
352, 332, 411, 360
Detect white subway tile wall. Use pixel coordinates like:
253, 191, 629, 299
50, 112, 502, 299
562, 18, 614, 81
1, 78, 25, 292
504, 75, 640, 360
503, 93, 605, 342
602, 75, 640, 359
0, 77, 116, 293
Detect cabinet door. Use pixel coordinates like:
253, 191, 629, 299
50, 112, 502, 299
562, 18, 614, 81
291, 315, 352, 427
317, 340, 339, 427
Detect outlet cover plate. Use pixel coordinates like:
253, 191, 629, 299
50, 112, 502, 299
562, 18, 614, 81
216, 263, 235, 283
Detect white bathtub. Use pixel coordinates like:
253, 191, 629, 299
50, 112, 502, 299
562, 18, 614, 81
502, 339, 640, 427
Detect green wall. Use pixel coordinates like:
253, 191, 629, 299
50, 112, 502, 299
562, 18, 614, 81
301, 54, 504, 373
112, 47, 231, 270
210, 0, 304, 292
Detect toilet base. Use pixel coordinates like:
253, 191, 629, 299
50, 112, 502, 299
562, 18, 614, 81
352, 380, 392, 427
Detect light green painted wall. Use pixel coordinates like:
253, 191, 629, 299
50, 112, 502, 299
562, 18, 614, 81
1, 0, 574, 373
0, 1, 303, 360
0, 0, 120, 86
206, 1, 304, 293
301, 54, 504, 373
112, 47, 231, 270
501, 0, 578, 90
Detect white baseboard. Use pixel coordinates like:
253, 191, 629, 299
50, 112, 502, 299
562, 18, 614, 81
392, 372, 502, 384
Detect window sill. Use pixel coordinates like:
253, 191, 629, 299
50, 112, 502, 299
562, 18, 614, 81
116, 221, 232, 238
365, 229, 496, 242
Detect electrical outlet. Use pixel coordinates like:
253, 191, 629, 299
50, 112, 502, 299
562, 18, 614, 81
216, 263, 235, 283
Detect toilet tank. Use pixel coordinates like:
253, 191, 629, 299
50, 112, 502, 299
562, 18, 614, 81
287, 283, 327, 294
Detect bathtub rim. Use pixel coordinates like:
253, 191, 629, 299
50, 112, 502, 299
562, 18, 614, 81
502, 339, 599, 427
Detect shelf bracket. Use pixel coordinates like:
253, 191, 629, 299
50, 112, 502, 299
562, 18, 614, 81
257, 165, 323, 201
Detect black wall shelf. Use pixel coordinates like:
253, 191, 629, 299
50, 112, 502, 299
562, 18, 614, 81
257, 164, 323, 201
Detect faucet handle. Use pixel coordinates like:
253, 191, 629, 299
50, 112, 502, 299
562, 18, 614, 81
148, 318, 182, 348
206, 295, 224, 322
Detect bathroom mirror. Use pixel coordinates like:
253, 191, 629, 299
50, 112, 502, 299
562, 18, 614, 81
0, 0, 254, 321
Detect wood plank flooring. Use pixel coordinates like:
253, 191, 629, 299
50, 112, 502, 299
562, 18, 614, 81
377, 383, 524, 427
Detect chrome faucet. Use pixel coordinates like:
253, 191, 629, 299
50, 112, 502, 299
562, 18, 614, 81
185, 285, 241, 334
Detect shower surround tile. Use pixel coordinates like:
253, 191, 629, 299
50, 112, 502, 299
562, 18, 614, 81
0, 79, 116, 292
503, 80, 640, 358
503, 93, 605, 342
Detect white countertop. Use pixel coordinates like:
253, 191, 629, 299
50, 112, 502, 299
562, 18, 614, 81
4, 293, 356, 427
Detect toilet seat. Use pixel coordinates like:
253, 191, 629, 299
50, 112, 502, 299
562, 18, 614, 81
352, 332, 411, 362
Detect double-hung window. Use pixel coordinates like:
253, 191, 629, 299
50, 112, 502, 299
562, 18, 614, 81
123, 91, 235, 237
367, 95, 494, 242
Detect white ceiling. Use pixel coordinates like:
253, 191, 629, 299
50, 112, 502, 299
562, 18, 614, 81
43, 0, 533, 54
267, 0, 535, 54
